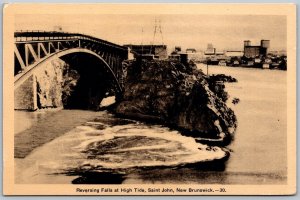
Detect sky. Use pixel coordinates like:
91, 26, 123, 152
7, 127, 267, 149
15, 14, 287, 52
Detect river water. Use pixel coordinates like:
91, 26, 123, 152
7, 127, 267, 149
14, 64, 287, 184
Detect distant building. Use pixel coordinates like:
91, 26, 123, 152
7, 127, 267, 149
204, 43, 215, 55
244, 40, 270, 58
269, 50, 287, 56
174, 46, 182, 52
169, 54, 180, 60
215, 51, 224, 56
168, 53, 189, 64
170, 46, 203, 63
124, 44, 168, 59
186, 48, 197, 53
225, 50, 244, 57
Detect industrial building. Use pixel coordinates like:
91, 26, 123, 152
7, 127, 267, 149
244, 40, 270, 58
124, 44, 168, 60
204, 43, 215, 55
204, 43, 225, 57
225, 50, 244, 57
186, 48, 197, 53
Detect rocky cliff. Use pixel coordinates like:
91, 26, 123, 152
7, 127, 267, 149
115, 59, 237, 144
35, 59, 80, 109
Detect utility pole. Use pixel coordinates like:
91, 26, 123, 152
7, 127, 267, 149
206, 58, 209, 76
141, 27, 144, 55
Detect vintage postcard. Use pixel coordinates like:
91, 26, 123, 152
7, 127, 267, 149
3, 3, 296, 195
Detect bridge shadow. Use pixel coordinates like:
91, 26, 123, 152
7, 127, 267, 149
60, 53, 117, 110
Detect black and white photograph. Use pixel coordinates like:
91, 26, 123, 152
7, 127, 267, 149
3, 3, 296, 195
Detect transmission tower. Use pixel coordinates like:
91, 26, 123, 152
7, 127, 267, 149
150, 19, 164, 54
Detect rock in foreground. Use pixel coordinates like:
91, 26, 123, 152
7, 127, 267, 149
115, 60, 237, 143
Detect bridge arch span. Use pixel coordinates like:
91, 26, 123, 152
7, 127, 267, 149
15, 48, 122, 93
14, 48, 123, 110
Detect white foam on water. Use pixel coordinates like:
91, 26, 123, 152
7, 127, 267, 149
22, 122, 226, 174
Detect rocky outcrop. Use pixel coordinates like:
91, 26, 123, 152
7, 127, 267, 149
61, 64, 80, 107
35, 59, 64, 108
115, 60, 237, 143
35, 59, 80, 109
209, 74, 237, 83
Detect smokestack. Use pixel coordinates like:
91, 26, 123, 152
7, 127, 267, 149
261, 40, 270, 48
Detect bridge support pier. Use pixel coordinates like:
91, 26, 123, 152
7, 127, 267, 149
14, 58, 67, 111
14, 74, 38, 111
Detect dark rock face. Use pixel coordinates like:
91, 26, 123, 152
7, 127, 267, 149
61, 64, 80, 107
115, 60, 237, 142
34, 56, 118, 110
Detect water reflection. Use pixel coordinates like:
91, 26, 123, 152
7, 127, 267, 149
14, 110, 51, 134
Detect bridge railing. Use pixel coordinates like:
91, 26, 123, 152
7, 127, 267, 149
14, 30, 128, 51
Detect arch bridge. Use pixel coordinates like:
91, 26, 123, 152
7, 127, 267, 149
14, 31, 129, 110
